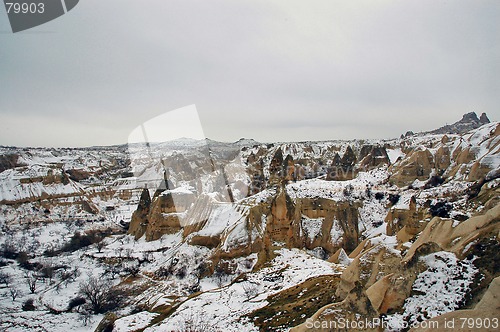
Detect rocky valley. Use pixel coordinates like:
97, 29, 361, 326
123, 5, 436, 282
0, 112, 498, 331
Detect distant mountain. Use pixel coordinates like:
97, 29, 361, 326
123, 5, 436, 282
429, 112, 490, 135
402, 112, 491, 138
233, 138, 261, 147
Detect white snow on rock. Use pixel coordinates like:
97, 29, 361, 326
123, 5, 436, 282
287, 167, 390, 201
301, 216, 324, 242
113, 311, 159, 332
386, 251, 477, 329
386, 148, 405, 164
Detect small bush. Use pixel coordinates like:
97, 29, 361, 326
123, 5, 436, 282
429, 201, 452, 218
388, 193, 401, 205
123, 261, 140, 277
1, 238, 18, 259
424, 175, 445, 189
17, 252, 29, 268
68, 296, 86, 311
22, 298, 36, 311
155, 266, 172, 278
175, 267, 187, 279
60, 230, 110, 253
0, 271, 11, 286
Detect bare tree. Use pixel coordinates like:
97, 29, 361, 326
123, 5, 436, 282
25, 271, 37, 293
178, 311, 214, 332
242, 282, 259, 300
78, 275, 123, 314
61, 267, 80, 287
96, 240, 106, 253
78, 310, 93, 326
9, 286, 22, 301
214, 268, 226, 288
40, 260, 55, 284
123, 260, 140, 277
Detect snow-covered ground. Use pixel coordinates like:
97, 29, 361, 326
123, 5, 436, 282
385, 251, 478, 330
144, 248, 342, 332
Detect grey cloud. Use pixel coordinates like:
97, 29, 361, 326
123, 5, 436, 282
0, 0, 498, 147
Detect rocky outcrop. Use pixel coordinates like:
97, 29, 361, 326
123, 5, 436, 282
385, 196, 427, 237
64, 169, 91, 182
129, 188, 197, 241
402, 203, 500, 264
326, 149, 353, 181
293, 204, 499, 331
429, 112, 490, 135
434, 146, 451, 174
335, 241, 410, 304
268, 185, 298, 245
297, 198, 361, 253
269, 148, 285, 185
390, 149, 434, 187
291, 282, 378, 332
359, 145, 390, 170
128, 188, 151, 239
146, 191, 196, 241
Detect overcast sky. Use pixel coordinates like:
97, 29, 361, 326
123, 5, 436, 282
0, 0, 499, 147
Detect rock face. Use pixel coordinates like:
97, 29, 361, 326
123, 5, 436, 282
402, 203, 500, 264
128, 188, 151, 239
390, 149, 435, 187
268, 185, 298, 245
125, 120, 499, 258
129, 188, 197, 241
359, 145, 390, 169
0, 154, 22, 173
292, 203, 500, 331
385, 196, 426, 237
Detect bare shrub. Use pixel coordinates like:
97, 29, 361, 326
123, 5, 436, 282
123, 260, 140, 277
177, 311, 215, 332
242, 282, 259, 300
60, 267, 80, 287
40, 260, 55, 284
67, 296, 86, 312
9, 287, 22, 301
0, 271, 11, 286
214, 267, 227, 288
25, 271, 38, 293
78, 275, 124, 314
